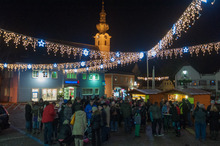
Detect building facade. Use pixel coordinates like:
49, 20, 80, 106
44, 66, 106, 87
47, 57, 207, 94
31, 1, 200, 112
175, 65, 220, 97
0, 70, 105, 102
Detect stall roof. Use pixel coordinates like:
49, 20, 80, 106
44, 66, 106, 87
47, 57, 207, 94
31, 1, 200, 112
129, 89, 162, 95
160, 88, 211, 96
181, 88, 211, 95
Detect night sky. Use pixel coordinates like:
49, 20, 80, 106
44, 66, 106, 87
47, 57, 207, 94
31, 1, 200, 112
0, 0, 219, 78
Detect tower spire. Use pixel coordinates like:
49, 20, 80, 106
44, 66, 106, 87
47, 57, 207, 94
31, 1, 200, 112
96, 0, 109, 33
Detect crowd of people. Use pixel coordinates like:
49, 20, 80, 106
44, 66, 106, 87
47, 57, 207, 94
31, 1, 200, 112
25, 96, 220, 146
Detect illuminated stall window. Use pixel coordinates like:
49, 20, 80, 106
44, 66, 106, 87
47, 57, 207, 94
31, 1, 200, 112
52, 71, 58, 79
67, 73, 77, 79
42, 89, 57, 101
32, 89, 39, 102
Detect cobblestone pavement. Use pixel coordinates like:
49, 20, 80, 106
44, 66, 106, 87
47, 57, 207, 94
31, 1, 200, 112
0, 104, 219, 146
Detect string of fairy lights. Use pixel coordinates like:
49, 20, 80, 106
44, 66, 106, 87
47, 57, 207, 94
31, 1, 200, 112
0, 0, 217, 73
147, 0, 215, 58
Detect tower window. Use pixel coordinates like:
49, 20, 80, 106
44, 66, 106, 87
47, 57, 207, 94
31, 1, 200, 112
98, 41, 100, 45
105, 40, 107, 45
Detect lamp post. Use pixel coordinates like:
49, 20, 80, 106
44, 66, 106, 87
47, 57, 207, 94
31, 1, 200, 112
146, 51, 149, 89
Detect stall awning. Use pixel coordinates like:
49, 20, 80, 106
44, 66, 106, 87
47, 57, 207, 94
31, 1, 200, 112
160, 88, 211, 96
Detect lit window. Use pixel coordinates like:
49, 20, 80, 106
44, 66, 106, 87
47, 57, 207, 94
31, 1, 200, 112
32, 70, 39, 78
82, 88, 93, 95
182, 70, 187, 75
52, 71, 58, 79
210, 80, 216, 86
32, 70, 49, 78
82, 73, 87, 80
42, 89, 57, 101
67, 73, 77, 79
89, 73, 99, 80
95, 88, 99, 95
114, 76, 118, 82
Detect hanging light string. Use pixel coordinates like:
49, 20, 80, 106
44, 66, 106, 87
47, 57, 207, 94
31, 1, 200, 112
147, 0, 210, 58
0, 0, 212, 60
0, 52, 143, 72
151, 41, 220, 59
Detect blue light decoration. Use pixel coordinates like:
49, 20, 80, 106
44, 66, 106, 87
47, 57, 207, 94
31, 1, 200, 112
83, 49, 89, 56
53, 63, 57, 68
116, 52, 120, 57
117, 60, 121, 64
86, 67, 89, 71
201, 0, 207, 3
38, 39, 46, 47
110, 57, 115, 62
100, 64, 103, 69
27, 64, 32, 69
4, 63, 7, 68
74, 69, 77, 73
159, 40, 162, 50
151, 51, 157, 57
81, 61, 85, 67
172, 24, 176, 35
139, 52, 144, 59
183, 47, 189, 53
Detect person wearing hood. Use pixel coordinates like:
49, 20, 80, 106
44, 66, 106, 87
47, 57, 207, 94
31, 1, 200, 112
25, 101, 33, 133
72, 107, 87, 146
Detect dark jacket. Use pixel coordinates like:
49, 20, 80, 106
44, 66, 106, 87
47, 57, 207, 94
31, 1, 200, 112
170, 105, 180, 122
91, 111, 101, 130
110, 106, 120, 121
72, 102, 83, 114
100, 109, 107, 127
194, 108, 207, 124
25, 103, 32, 121
209, 110, 219, 131
120, 102, 132, 119
58, 124, 72, 139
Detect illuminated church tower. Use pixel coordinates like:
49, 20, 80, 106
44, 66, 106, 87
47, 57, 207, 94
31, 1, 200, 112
94, 0, 111, 52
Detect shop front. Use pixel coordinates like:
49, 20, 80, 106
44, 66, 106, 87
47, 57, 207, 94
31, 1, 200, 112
64, 80, 79, 100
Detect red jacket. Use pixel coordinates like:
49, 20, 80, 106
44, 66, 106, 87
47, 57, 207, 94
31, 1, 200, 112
42, 104, 56, 123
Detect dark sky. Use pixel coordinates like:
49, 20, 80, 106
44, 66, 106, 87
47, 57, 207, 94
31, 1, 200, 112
0, 0, 219, 78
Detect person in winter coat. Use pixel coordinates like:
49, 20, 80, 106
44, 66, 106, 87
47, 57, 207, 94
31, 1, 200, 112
64, 101, 72, 121
162, 101, 171, 132
98, 105, 107, 142
170, 102, 181, 137
42, 102, 56, 145
110, 102, 119, 132
58, 120, 72, 145
140, 102, 147, 130
209, 104, 219, 140
120, 99, 132, 133
72, 108, 87, 146
25, 101, 33, 132
149, 102, 163, 136
134, 110, 141, 137
91, 107, 101, 146
103, 103, 110, 140
179, 98, 189, 129
193, 104, 207, 141
32, 102, 40, 134
85, 100, 97, 124
38, 98, 44, 131
58, 103, 65, 132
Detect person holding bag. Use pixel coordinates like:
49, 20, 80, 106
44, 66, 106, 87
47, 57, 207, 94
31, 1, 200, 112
71, 107, 87, 146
